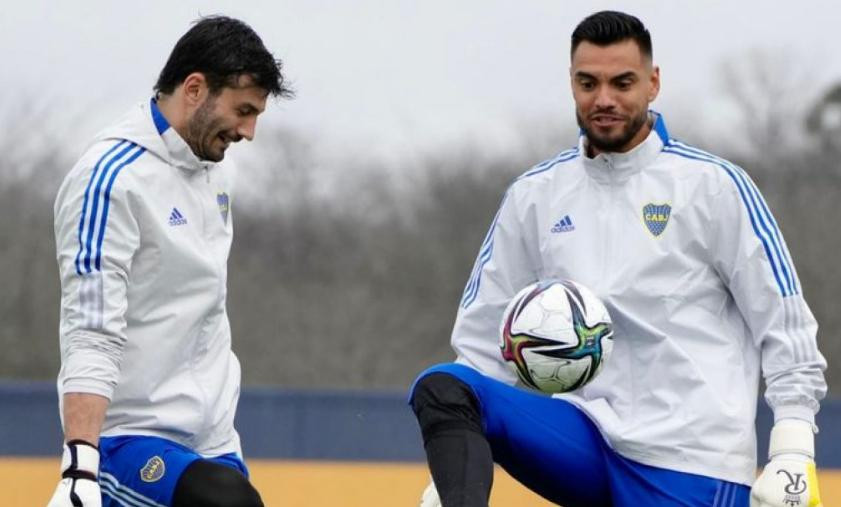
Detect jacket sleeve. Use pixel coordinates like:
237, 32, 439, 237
54, 141, 144, 400
452, 183, 542, 383
713, 166, 827, 425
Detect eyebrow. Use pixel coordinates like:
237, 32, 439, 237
611, 72, 637, 82
574, 70, 638, 81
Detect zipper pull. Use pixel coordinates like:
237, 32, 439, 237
204, 166, 210, 183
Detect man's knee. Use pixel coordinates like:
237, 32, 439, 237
173, 459, 263, 507
410, 372, 484, 442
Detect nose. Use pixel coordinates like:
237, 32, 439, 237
237, 117, 256, 142
593, 85, 617, 110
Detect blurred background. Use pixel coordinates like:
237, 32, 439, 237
1, 1, 839, 504
1, 0, 837, 392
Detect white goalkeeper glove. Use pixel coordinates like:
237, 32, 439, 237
47, 440, 101, 507
419, 479, 441, 507
751, 419, 822, 507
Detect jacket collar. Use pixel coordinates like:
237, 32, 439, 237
150, 98, 213, 172
580, 112, 669, 183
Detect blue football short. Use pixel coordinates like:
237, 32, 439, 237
412, 363, 750, 507
98, 434, 248, 506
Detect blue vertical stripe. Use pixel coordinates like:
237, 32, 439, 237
94, 146, 146, 271
662, 143, 795, 297
652, 112, 670, 144
75, 140, 127, 275
149, 97, 170, 134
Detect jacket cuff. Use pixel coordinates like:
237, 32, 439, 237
60, 377, 115, 400
772, 404, 816, 428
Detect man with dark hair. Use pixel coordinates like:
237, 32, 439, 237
410, 10, 826, 507
49, 15, 290, 507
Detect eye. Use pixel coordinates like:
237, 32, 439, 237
579, 80, 595, 91
615, 79, 634, 91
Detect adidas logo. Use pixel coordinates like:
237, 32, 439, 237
550, 215, 574, 233
168, 207, 187, 226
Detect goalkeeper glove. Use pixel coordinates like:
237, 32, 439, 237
47, 440, 101, 507
419, 480, 442, 507
751, 418, 822, 507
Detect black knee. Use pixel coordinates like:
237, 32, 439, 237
172, 459, 263, 507
410, 373, 484, 443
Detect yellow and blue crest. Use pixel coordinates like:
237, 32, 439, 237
643, 203, 671, 237
140, 456, 166, 482
217, 192, 230, 225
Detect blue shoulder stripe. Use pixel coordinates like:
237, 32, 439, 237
461, 148, 579, 309
460, 196, 506, 308
663, 142, 796, 297
94, 146, 146, 271
74, 141, 145, 275
668, 141, 796, 295
517, 147, 579, 180
74, 140, 127, 276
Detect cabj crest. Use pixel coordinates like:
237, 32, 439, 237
643, 203, 671, 237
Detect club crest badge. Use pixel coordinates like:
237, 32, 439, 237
140, 456, 165, 482
217, 192, 230, 225
643, 203, 671, 237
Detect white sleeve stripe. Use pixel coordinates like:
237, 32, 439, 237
79, 272, 104, 331
784, 296, 817, 364
100, 471, 166, 507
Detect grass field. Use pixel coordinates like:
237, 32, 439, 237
4, 458, 839, 506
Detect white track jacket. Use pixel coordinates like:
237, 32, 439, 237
454, 114, 827, 486
54, 100, 241, 456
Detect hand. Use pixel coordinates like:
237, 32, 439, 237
751, 419, 822, 507
419, 480, 441, 507
47, 440, 101, 507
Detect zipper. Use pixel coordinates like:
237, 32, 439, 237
602, 156, 615, 287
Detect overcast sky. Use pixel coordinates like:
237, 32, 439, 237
3, 0, 841, 165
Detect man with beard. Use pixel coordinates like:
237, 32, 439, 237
49, 16, 291, 507
409, 10, 826, 507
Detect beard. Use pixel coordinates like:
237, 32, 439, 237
185, 95, 231, 162
577, 109, 649, 154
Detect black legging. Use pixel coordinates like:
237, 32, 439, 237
172, 459, 264, 507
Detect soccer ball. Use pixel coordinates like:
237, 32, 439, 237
499, 279, 613, 393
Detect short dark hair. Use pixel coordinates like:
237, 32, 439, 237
571, 11, 652, 60
155, 15, 293, 98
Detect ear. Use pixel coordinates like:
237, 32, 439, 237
181, 72, 209, 106
648, 65, 661, 103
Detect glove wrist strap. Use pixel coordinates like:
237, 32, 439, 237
60, 440, 100, 480
769, 418, 814, 459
